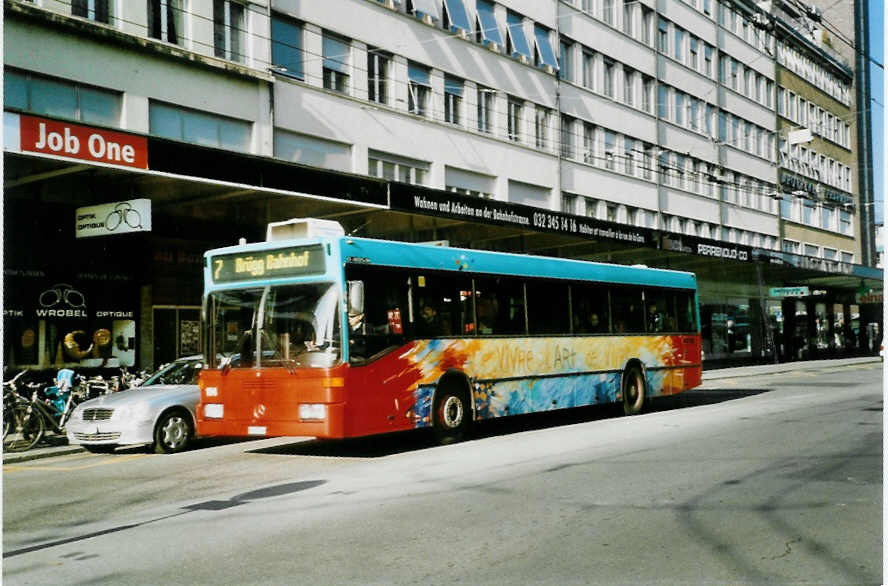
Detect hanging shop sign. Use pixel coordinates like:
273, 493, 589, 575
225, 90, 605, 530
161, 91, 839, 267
8, 113, 148, 169
661, 234, 751, 262
75, 199, 152, 238
389, 184, 654, 246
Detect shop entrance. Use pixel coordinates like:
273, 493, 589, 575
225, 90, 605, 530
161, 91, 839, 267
152, 306, 201, 369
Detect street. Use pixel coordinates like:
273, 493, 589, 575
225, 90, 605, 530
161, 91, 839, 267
3, 361, 882, 585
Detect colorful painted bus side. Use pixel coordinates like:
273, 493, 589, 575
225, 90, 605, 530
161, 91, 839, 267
197, 228, 701, 442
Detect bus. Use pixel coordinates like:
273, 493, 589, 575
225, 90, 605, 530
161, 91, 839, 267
196, 218, 702, 443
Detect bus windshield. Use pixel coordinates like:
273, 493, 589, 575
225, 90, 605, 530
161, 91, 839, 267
209, 283, 340, 368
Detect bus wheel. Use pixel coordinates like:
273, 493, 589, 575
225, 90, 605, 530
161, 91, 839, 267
622, 366, 646, 416
433, 386, 471, 445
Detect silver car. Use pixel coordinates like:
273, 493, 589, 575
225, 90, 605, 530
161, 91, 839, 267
66, 356, 204, 454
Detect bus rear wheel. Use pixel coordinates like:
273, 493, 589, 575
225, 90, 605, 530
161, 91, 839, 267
622, 366, 646, 416
433, 386, 471, 445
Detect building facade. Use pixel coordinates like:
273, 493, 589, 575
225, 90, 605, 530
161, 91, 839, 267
2, 0, 881, 374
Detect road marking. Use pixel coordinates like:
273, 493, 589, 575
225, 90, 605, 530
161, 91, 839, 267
3, 453, 148, 472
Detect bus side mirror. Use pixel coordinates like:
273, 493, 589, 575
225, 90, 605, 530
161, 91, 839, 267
348, 281, 365, 316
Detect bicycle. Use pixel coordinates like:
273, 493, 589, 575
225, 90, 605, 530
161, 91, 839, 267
4, 372, 46, 452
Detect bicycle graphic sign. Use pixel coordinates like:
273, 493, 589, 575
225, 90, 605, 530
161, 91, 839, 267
75, 198, 152, 238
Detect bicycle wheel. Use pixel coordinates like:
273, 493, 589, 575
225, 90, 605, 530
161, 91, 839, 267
4, 404, 44, 452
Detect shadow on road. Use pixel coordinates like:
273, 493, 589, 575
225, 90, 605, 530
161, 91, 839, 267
250, 387, 774, 459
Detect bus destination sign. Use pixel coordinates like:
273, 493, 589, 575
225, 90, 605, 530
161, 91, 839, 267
210, 245, 325, 283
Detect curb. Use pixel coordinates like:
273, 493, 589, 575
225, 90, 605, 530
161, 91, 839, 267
702, 356, 881, 381
3, 445, 85, 465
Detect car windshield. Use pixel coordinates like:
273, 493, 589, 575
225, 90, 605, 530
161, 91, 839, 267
209, 283, 340, 368
143, 359, 203, 386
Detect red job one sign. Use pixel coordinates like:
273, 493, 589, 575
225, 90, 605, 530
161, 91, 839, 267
19, 114, 148, 169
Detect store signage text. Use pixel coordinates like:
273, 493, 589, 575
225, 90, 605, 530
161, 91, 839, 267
393, 187, 652, 245
211, 245, 326, 283
662, 235, 751, 262
769, 286, 811, 298
76, 199, 152, 238
19, 115, 148, 169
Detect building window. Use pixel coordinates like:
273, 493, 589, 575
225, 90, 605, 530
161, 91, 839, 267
840, 251, 854, 264
443, 75, 463, 125
148, 0, 181, 44
783, 239, 800, 254
561, 115, 575, 158
674, 26, 685, 61
323, 33, 350, 93
657, 18, 668, 53
603, 58, 614, 97
562, 193, 578, 214
4, 69, 122, 127
271, 14, 303, 80
583, 123, 596, 164
507, 96, 522, 142
475, 0, 503, 46
839, 210, 852, 235
72, 0, 111, 23
802, 201, 816, 225
674, 92, 684, 125
582, 51, 595, 90
368, 149, 429, 185
623, 0, 633, 35
821, 206, 834, 230
559, 39, 573, 81
213, 0, 245, 63
477, 86, 494, 134
535, 107, 550, 149
604, 130, 616, 169
367, 48, 390, 104
624, 137, 635, 175
642, 77, 653, 112
149, 101, 251, 152
505, 11, 532, 61
407, 62, 430, 116
623, 68, 634, 106
704, 44, 713, 77
804, 244, 820, 258
603, 0, 614, 25
642, 7, 653, 45
689, 36, 698, 69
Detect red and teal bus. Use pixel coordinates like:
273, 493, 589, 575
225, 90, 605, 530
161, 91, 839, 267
197, 218, 702, 443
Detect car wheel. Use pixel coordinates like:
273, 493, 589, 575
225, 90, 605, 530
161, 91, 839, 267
84, 444, 117, 454
153, 409, 193, 454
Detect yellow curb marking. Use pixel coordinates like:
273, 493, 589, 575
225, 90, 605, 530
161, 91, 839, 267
4, 453, 148, 472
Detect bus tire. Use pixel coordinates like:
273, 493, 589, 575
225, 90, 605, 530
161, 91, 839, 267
622, 365, 646, 416
433, 383, 472, 445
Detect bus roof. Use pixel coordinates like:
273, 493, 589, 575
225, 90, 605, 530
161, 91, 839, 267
342, 237, 697, 290
205, 235, 697, 291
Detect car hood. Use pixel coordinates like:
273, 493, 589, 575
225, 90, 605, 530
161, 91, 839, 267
77, 385, 199, 408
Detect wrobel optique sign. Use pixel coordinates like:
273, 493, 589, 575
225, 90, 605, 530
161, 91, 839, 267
15, 114, 148, 169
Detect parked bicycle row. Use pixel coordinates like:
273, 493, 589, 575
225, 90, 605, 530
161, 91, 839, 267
3, 365, 151, 453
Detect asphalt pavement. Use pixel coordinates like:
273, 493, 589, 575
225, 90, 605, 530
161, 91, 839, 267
3, 356, 881, 465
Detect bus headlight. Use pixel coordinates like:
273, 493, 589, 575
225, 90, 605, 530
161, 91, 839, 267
298, 403, 326, 421
204, 404, 224, 419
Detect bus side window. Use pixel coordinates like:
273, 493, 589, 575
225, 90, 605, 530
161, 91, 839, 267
344, 265, 409, 361
473, 276, 526, 335
612, 286, 644, 333
645, 289, 676, 332
675, 291, 697, 331
527, 280, 570, 334
572, 283, 610, 334
412, 272, 472, 338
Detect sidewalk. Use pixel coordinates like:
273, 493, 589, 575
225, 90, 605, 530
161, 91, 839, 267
4, 356, 882, 465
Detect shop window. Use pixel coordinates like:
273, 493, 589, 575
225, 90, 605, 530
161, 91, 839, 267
526, 280, 570, 334
154, 307, 200, 368
271, 14, 304, 80
213, 0, 246, 63
148, 0, 183, 44
5, 70, 122, 127
149, 101, 251, 152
